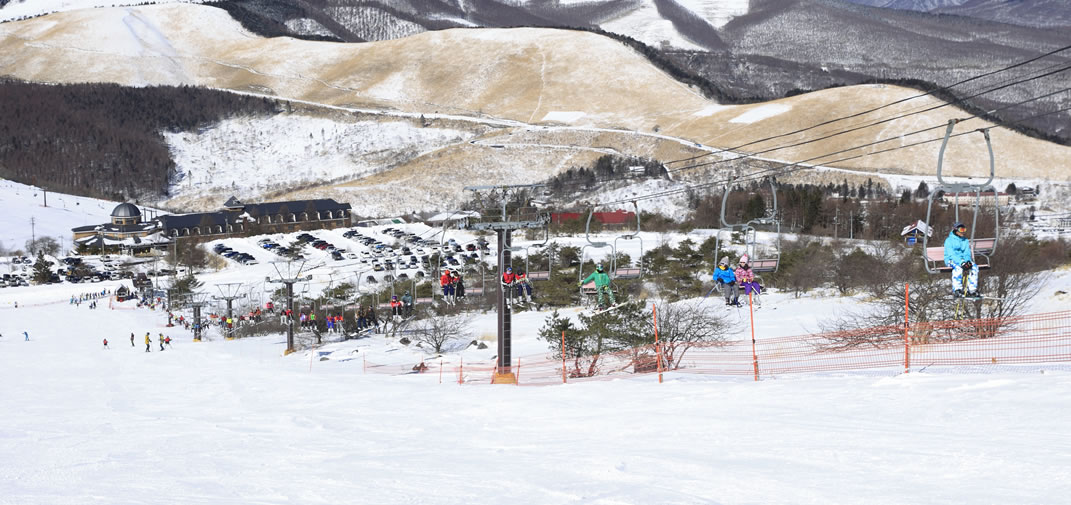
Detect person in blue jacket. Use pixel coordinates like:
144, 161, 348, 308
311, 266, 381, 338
944, 222, 979, 297
713, 256, 739, 306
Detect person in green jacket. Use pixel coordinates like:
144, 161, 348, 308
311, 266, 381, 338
579, 264, 616, 309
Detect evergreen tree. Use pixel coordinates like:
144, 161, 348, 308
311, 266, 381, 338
32, 251, 52, 285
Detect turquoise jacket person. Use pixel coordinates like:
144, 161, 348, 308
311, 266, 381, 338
943, 223, 973, 267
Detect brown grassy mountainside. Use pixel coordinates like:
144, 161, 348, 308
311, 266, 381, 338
1, 3, 1068, 199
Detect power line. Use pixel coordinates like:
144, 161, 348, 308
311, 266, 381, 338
665, 63, 1071, 176
662, 42, 1071, 167
597, 97, 1071, 207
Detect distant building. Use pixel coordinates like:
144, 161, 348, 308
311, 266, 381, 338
551, 210, 636, 226
157, 197, 351, 238
900, 220, 932, 246
940, 191, 1011, 207
72, 197, 353, 253
71, 203, 168, 253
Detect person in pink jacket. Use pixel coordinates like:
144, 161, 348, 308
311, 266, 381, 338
735, 255, 762, 306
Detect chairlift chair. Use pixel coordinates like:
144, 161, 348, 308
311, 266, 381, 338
610, 201, 643, 280
577, 207, 616, 302
715, 178, 782, 275
921, 120, 1000, 274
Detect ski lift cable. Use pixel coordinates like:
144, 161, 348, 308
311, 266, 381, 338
664, 64, 1071, 176
596, 96, 1071, 208
662, 43, 1071, 167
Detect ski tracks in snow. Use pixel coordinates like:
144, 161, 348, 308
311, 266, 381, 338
527, 48, 547, 124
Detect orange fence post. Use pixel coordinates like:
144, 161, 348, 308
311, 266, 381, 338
904, 283, 911, 374
561, 330, 567, 384
654, 304, 663, 383
516, 358, 521, 386
749, 291, 759, 382
458, 356, 464, 385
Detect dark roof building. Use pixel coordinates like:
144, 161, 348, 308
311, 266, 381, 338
72, 197, 353, 253
157, 197, 352, 238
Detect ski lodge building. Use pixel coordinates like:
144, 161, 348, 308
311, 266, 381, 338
72, 197, 353, 253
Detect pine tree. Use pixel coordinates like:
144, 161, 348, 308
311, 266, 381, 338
32, 251, 52, 285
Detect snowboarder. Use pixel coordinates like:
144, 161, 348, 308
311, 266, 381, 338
23, 331, 28, 341
401, 291, 414, 318
165, 336, 172, 348
735, 255, 761, 307
144, 333, 151, 352
390, 295, 402, 319
714, 257, 739, 306
159, 333, 165, 351
103, 338, 109, 349
944, 222, 980, 297
579, 264, 616, 310
130, 332, 135, 347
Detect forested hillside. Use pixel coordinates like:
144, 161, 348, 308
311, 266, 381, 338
0, 81, 279, 200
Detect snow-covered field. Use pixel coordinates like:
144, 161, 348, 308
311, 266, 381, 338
4, 180, 1071, 503
4, 271, 1071, 504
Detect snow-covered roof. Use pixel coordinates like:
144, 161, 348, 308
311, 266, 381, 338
426, 211, 480, 223
901, 220, 932, 237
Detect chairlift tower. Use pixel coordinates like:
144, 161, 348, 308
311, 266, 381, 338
184, 292, 210, 342
462, 184, 548, 384
266, 260, 313, 354
214, 282, 244, 340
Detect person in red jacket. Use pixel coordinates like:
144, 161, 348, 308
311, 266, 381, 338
501, 267, 516, 305
440, 269, 455, 305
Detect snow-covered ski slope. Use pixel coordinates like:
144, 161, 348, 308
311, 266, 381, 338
3, 276, 1071, 504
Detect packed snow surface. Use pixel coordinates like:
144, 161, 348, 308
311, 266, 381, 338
3, 294, 1071, 504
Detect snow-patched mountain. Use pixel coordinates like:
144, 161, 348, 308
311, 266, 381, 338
3, 2, 1070, 217
842, 0, 1071, 27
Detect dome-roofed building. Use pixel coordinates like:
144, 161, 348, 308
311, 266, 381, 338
110, 203, 142, 226
72, 202, 164, 254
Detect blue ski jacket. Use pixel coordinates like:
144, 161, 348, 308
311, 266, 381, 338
943, 230, 973, 266
713, 265, 736, 284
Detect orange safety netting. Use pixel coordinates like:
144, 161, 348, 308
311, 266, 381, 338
360, 310, 1071, 385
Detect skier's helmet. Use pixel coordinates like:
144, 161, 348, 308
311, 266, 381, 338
739, 254, 749, 265
506, 267, 512, 273
404, 291, 410, 296
596, 264, 604, 272
392, 295, 398, 300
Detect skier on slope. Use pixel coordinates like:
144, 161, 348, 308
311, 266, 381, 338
579, 264, 616, 310
144, 333, 151, 353
735, 255, 761, 307
944, 222, 980, 297
714, 257, 740, 307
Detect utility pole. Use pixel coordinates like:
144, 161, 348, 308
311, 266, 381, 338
849, 210, 854, 240
215, 283, 244, 340
462, 184, 548, 384
267, 260, 312, 354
